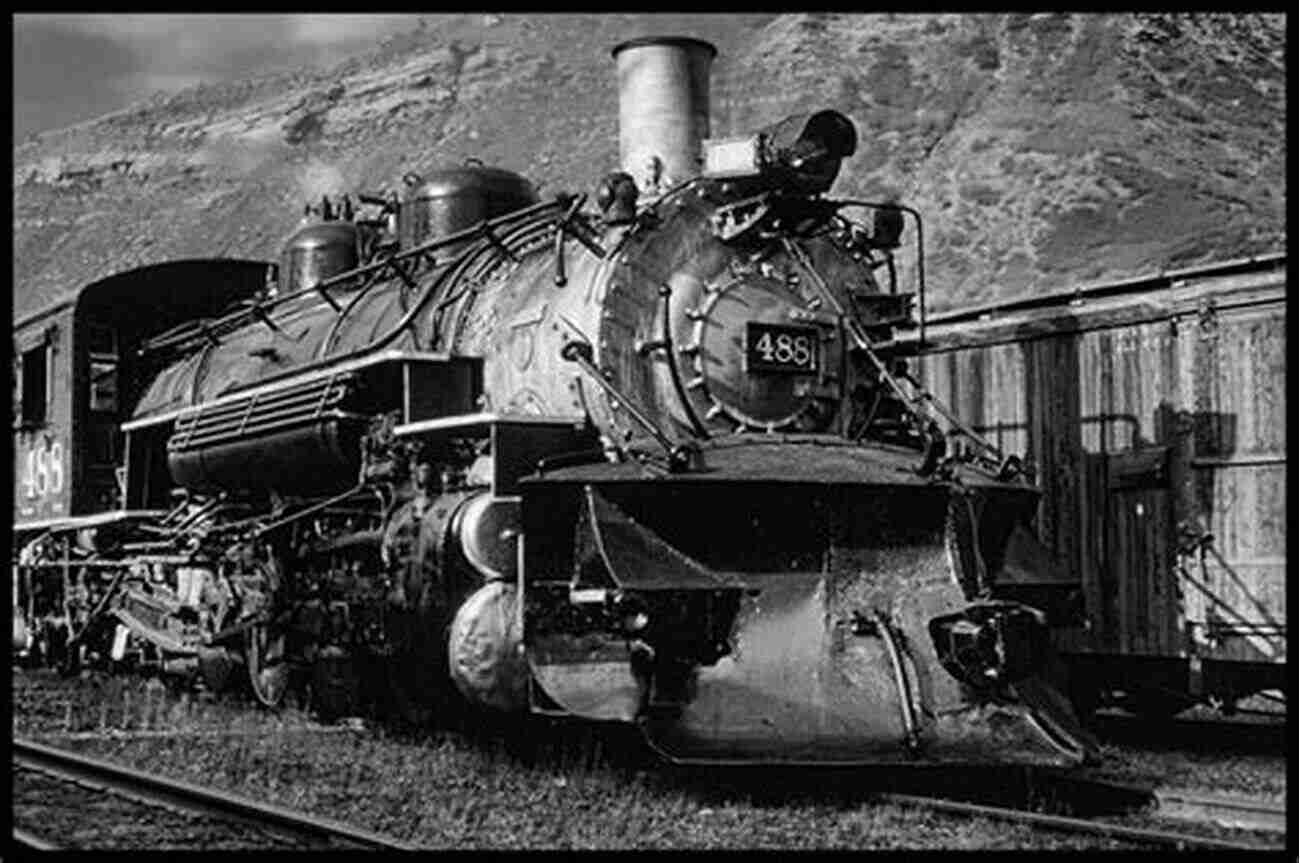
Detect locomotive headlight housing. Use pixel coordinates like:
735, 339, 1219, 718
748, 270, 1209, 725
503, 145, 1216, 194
702, 136, 763, 180
701, 110, 858, 194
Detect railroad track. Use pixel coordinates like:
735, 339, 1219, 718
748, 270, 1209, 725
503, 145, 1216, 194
1153, 787, 1287, 835
877, 774, 1287, 851
12, 737, 417, 851
36, 725, 368, 742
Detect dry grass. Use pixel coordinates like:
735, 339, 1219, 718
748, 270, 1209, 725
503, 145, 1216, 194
14, 669, 1284, 849
49, 729, 1140, 850
13, 670, 1135, 850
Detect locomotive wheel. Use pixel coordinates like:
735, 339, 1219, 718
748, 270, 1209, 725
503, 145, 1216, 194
245, 621, 289, 709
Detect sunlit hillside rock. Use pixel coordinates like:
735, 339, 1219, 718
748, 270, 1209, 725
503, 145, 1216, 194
13, 13, 1285, 319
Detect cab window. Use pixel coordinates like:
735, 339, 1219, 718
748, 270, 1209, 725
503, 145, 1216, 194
88, 325, 119, 414
19, 344, 49, 426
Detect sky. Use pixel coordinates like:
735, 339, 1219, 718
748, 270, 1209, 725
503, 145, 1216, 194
13, 14, 421, 142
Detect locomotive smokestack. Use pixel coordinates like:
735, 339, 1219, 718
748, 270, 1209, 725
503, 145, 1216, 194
612, 36, 716, 196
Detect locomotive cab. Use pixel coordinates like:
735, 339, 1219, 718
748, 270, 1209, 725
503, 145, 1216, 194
13, 260, 271, 665
13, 260, 272, 525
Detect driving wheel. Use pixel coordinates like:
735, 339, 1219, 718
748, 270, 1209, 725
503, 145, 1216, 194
245, 619, 289, 708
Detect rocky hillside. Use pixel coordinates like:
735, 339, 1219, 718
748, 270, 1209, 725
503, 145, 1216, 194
13, 13, 1286, 320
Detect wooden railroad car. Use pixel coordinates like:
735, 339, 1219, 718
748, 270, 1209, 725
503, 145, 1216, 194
917, 254, 1287, 717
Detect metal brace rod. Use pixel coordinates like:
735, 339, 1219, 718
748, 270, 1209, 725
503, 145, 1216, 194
556, 318, 686, 469
783, 237, 1003, 465
197, 320, 220, 347
311, 281, 341, 312
252, 483, 369, 538
560, 341, 676, 457
479, 222, 518, 261
873, 610, 922, 755
251, 304, 282, 335
389, 259, 419, 293
904, 378, 1003, 462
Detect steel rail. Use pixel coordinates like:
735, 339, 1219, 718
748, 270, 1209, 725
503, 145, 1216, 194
13, 827, 61, 851
13, 737, 416, 851
877, 790, 1284, 851
1153, 787, 1287, 835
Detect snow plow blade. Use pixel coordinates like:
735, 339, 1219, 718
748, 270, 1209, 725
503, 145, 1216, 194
526, 482, 1098, 766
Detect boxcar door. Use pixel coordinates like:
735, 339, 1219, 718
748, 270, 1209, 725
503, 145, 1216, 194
1105, 446, 1180, 657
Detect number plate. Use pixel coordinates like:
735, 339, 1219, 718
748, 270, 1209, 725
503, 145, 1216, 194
745, 323, 819, 374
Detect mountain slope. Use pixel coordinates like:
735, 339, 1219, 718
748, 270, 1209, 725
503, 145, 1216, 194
13, 13, 1286, 320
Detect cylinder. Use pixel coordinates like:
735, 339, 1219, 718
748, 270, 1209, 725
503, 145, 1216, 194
612, 36, 716, 196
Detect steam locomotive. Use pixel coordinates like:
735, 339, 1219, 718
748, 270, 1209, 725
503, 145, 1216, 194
13, 38, 1096, 766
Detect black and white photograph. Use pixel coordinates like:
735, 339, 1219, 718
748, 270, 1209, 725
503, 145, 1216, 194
11, 12, 1288, 852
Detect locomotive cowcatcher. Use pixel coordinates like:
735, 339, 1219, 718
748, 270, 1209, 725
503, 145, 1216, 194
13, 37, 1096, 766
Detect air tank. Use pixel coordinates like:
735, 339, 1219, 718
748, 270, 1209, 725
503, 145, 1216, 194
398, 163, 538, 251
447, 580, 527, 712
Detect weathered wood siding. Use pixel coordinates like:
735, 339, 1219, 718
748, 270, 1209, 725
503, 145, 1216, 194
916, 256, 1286, 665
